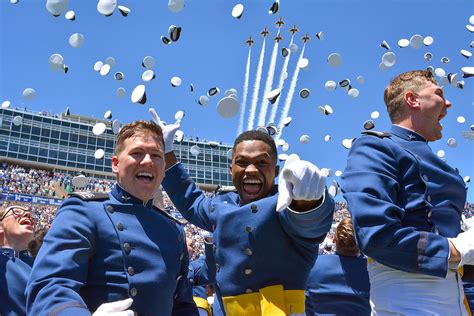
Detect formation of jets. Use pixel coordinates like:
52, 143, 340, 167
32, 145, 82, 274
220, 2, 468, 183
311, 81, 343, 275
245, 19, 310, 46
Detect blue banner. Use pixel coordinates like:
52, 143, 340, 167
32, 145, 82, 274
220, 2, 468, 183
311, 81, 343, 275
1, 192, 63, 206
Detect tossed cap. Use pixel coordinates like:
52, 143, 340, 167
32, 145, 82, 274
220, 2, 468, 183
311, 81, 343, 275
208, 87, 220, 97
297, 58, 309, 70
282, 116, 292, 126
424, 52, 433, 61
92, 122, 106, 135
112, 120, 121, 134
232, 4, 244, 18
190, 145, 201, 157
169, 25, 182, 42
268, 0, 279, 14
65, 10, 75, 20
46, 0, 68, 16
289, 43, 298, 53
22, 88, 36, 100
93, 61, 103, 72
299, 88, 310, 99
266, 88, 281, 104
461, 49, 472, 58
434, 67, 446, 77
142, 56, 155, 68
342, 138, 355, 149
12, 116, 22, 126
409, 34, 423, 49
457, 116, 466, 123
380, 40, 390, 50
397, 38, 410, 48
1, 101, 11, 108
174, 110, 185, 121
356, 75, 365, 84
324, 135, 331, 142
104, 110, 112, 119
299, 135, 310, 144
99, 64, 111, 76
461, 66, 474, 78
278, 154, 288, 161
441, 57, 450, 64
217, 97, 239, 118
105, 57, 116, 67
161, 36, 171, 45
114, 72, 124, 81
175, 130, 184, 142
49, 53, 65, 72
131, 84, 147, 104
436, 150, 445, 158
447, 138, 457, 148
97, 0, 116, 16
382, 52, 396, 67
348, 88, 359, 98
142, 70, 155, 82
168, 0, 184, 13
118, 5, 130, 16
116, 87, 126, 98
324, 80, 337, 91
371, 111, 380, 119
94, 149, 105, 160
171, 76, 182, 87
423, 36, 434, 46
363, 120, 375, 130
327, 53, 342, 67
281, 47, 289, 57
198, 95, 209, 106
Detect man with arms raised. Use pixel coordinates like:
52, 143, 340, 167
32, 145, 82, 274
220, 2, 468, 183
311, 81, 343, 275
341, 70, 473, 315
27, 121, 198, 315
153, 109, 334, 316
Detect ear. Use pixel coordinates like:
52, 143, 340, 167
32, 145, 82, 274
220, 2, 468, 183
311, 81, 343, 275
111, 156, 119, 174
404, 91, 420, 109
274, 164, 280, 178
229, 163, 233, 175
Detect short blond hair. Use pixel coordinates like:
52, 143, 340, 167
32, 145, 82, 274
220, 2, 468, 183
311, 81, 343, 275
115, 120, 164, 155
384, 70, 437, 122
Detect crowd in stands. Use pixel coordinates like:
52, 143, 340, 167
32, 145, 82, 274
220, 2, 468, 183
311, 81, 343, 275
1, 162, 473, 258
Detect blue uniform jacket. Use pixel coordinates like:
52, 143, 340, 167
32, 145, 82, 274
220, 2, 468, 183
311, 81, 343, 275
305, 254, 370, 316
188, 241, 216, 299
341, 125, 467, 278
0, 248, 33, 316
464, 281, 474, 314
162, 163, 334, 298
26, 184, 198, 316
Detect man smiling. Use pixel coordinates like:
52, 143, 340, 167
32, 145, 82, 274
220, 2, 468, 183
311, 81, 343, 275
341, 70, 473, 315
26, 121, 198, 315
154, 109, 335, 316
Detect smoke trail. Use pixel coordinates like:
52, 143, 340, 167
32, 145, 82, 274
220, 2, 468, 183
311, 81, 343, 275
276, 44, 306, 140
257, 41, 279, 127
268, 36, 294, 124
247, 38, 266, 131
237, 48, 252, 135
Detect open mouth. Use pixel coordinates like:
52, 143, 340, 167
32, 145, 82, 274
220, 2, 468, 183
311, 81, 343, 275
136, 171, 154, 182
19, 217, 34, 227
242, 178, 263, 196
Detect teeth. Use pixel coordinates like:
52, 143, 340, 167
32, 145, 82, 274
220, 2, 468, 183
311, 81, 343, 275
244, 179, 261, 184
137, 172, 153, 178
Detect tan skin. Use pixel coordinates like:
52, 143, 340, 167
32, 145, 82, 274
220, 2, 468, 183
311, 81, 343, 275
165, 139, 321, 212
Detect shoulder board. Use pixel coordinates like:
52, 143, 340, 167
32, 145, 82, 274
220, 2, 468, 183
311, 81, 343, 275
68, 191, 109, 201
153, 207, 187, 226
361, 130, 391, 138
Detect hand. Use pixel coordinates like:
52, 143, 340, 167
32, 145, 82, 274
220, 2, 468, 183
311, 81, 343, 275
149, 108, 181, 153
202, 230, 213, 243
276, 154, 326, 212
92, 298, 134, 316
448, 228, 474, 268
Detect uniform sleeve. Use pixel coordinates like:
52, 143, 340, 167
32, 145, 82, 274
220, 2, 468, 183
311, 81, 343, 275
172, 227, 199, 316
279, 190, 335, 245
162, 163, 214, 231
26, 198, 95, 315
340, 136, 450, 277
192, 242, 216, 286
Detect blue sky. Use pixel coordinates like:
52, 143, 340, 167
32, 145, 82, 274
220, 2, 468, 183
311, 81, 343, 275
1, 0, 473, 201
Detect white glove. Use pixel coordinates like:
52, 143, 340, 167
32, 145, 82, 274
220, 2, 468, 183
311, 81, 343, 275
449, 228, 474, 267
149, 108, 181, 153
92, 298, 134, 316
276, 154, 326, 212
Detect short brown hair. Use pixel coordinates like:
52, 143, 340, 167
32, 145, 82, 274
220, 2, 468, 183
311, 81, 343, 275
334, 216, 359, 257
115, 120, 164, 155
384, 70, 437, 122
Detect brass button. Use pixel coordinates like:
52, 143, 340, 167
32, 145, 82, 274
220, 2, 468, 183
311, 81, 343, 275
130, 287, 138, 297
177, 234, 183, 242
176, 275, 182, 282
244, 268, 252, 275
245, 226, 252, 233
189, 278, 194, 284
123, 242, 131, 253
106, 205, 114, 213
127, 266, 135, 276
245, 288, 253, 294
245, 248, 253, 256
117, 223, 124, 231
210, 206, 215, 212
250, 204, 258, 213
426, 195, 431, 202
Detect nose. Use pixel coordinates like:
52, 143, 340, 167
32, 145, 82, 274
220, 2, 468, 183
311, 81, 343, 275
141, 153, 153, 164
245, 164, 259, 173
445, 98, 452, 108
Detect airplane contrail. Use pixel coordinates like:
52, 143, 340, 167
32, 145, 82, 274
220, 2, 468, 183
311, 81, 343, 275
257, 41, 279, 127
276, 44, 306, 140
247, 38, 266, 131
237, 48, 252, 135
268, 36, 294, 124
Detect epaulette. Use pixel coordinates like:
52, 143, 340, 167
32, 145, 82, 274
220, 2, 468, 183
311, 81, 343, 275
153, 206, 187, 226
361, 130, 391, 138
68, 191, 109, 201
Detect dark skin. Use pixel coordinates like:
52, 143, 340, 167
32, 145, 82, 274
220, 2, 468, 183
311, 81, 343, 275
165, 139, 321, 212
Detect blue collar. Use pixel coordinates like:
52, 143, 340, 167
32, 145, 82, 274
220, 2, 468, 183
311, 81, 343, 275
0, 247, 30, 258
111, 184, 154, 208
391, 125, 427, 142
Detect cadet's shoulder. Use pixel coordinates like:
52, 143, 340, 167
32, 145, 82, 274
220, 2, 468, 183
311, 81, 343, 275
68, 191, 109, 201
361, 130, 391, 138
152, 206, 187, 226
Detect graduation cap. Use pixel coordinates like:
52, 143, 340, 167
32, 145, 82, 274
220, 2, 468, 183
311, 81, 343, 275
118, 5, 130, 16
232, 4, 244, 18
169, 25, 182, 42
131, 84, 147, 104
65, 10, 75, 20
97, 0, 116, 16
22, 88, 36, 101
46, 0, 68, 16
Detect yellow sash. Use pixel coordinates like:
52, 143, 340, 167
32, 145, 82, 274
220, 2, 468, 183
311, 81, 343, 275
193, 296, 212, 316
222, 284, 305, 316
